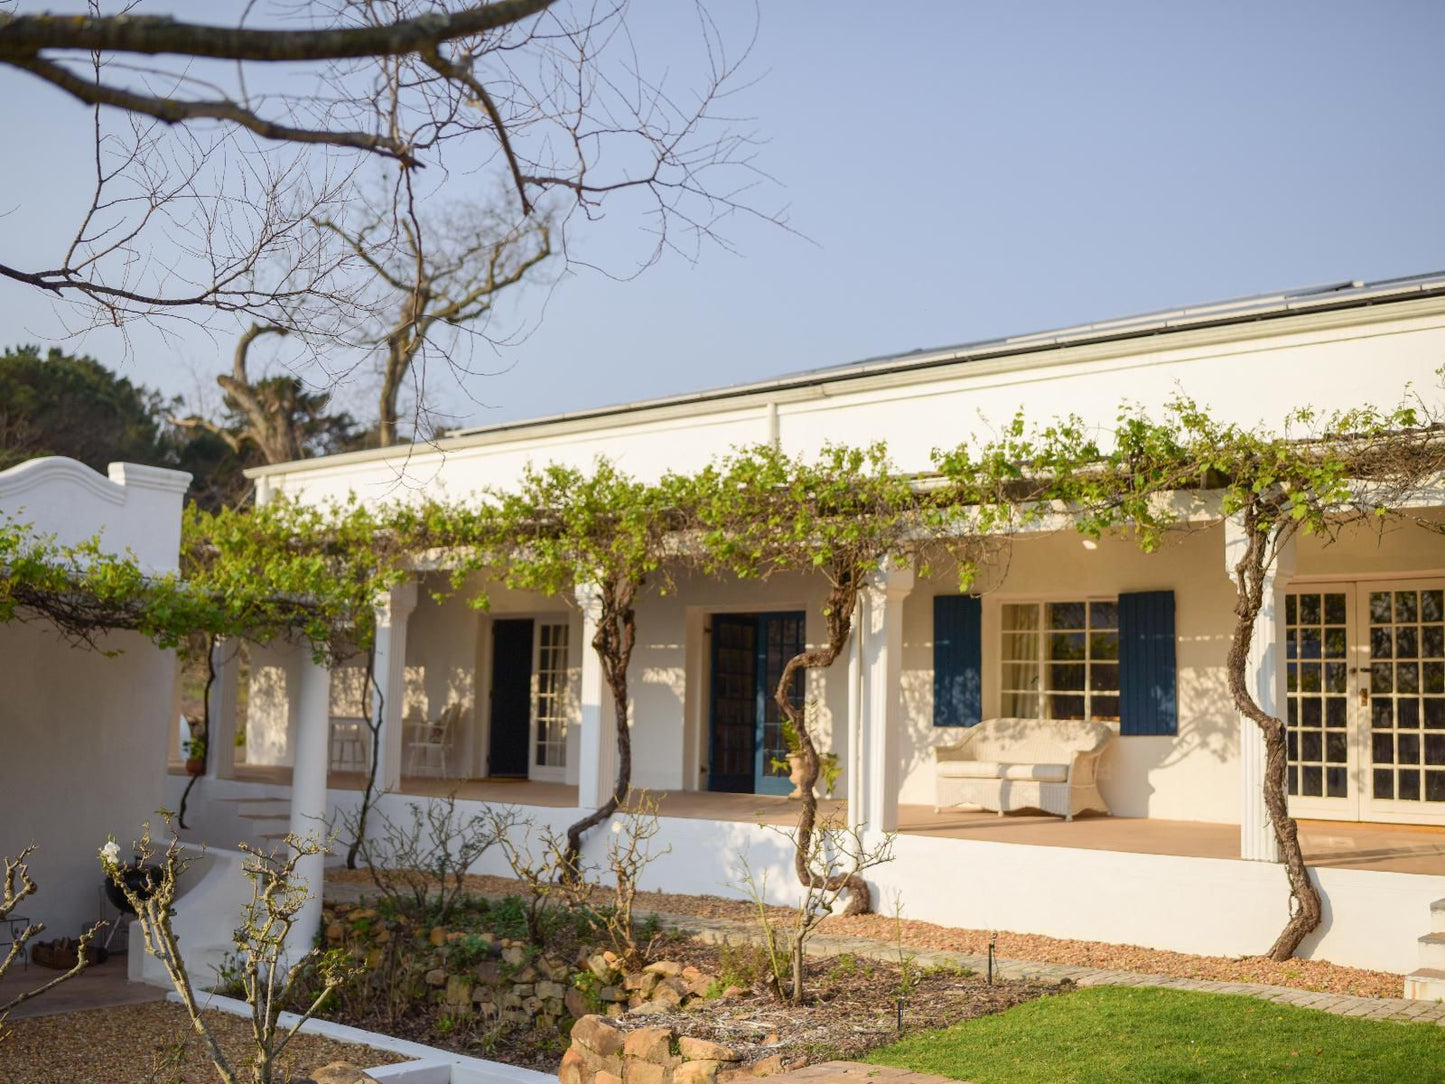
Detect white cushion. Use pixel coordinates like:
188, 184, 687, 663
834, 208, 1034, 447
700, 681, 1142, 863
999, 762, 1069, 783
936, 759, 1004, 779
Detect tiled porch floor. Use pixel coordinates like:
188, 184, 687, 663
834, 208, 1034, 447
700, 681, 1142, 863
227, 765, 1445, 876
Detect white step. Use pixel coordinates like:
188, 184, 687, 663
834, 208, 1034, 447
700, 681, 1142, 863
1418, 932, 1445, 972
1431, 897, 1445, 935
1405, 968, 1445, 1001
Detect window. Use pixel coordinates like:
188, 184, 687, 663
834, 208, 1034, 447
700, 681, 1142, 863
1001, 600, 1120, 722
534, 622, 569, 768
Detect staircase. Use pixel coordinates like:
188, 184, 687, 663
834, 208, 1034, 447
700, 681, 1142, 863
219, 794, 292, 849
1405, 898, 1445, 1000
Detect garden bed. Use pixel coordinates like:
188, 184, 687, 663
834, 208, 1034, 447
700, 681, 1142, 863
328, 869, 1403, 998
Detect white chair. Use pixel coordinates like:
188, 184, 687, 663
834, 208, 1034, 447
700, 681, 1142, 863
328, 716, 368, 772
406, 703, 461, 776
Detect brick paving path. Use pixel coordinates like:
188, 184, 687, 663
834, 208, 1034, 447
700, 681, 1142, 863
326, 880, 1445, 1026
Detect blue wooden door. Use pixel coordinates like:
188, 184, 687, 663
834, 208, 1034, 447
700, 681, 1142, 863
708, 611, 806, 794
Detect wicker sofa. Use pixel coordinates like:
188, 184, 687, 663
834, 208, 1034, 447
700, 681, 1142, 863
933, 717, 1114, 820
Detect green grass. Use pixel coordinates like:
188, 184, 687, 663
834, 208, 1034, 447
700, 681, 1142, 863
868, 986, 1445, 1083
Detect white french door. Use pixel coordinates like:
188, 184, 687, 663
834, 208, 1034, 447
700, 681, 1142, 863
1285, 579, 1445, 824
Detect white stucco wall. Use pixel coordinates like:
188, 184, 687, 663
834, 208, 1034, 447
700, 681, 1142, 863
0, 457, 189, 938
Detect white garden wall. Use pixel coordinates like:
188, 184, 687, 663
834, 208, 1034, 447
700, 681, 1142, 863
0, 457, 190, 939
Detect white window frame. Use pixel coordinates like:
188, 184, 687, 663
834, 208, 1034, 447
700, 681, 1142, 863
530, 619, 571, 779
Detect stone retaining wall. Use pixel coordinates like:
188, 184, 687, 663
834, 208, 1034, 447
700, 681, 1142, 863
561, 1015, 801, 1084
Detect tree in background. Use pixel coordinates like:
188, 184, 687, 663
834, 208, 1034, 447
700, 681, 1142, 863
0, 345, 174, 472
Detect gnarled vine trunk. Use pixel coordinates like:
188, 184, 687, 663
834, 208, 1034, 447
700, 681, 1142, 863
564, 578, 638, 870
773, 569, 872, 915
1227, 502, 1323, 960
345, 646, 381, 869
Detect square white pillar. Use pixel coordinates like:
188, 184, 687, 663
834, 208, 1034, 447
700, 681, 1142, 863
858, 563, 914, 835
575, 582, 617, 810
1225, 517, 1295, 863
372, 581, 417, 793
287, 644, 331, 958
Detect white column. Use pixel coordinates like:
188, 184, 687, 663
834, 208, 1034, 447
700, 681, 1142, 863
846, 604, 866, 834
1225, 516, 1295, 862
575, 582, 616, 810
207, 639, 241, 780
860, 563, 915, 834
372, 581, 418, 793
287, 644, 331, 958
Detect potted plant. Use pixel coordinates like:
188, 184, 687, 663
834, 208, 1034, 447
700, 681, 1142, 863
184, 735, 207, 776
771, 716, 842, 800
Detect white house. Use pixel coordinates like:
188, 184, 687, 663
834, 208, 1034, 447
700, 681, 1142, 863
0, 457, 191, 942
178, 273, 1445, 987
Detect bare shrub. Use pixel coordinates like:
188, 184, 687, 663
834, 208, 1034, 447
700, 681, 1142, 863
736, 815, 895, 1004
487, 808, 589, 947
1, 846, 98, 1041
341, 793, 509, 921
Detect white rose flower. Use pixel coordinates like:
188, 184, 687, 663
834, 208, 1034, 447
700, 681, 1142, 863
100, 840, 121, 865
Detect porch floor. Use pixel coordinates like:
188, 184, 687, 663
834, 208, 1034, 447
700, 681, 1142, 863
227, 765, 1445, 876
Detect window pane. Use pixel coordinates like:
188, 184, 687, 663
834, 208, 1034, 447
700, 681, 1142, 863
1299, 627, 1322, 659
1399, 699, 1420, 729
1089, 601, 1118, 629
1370, 592, 1392, 624
1398, 627, 1420, 660
1301, 731, 1322, 762
1373, 732, 1394, 763
1327, 766, 1348, 797
1371, 627, 1393, 659
1001, 690, 1039, 718
1326, 732, 1348, 764
1324, 594, 1347, 625
1374, 769, 1394, 799
1325, 662, 1347, 694
1399, 770, 1421, 801
1002, 663, 1039, 691
1423, 591, 1444, 623
1301, 766, 1323, 796
1425, 662, 1444, 695
1397, 592, 1420, 623
1325, 698, 1347, 728
1373, 699, 1394, 728
1048, 632, 1086, 661
1002, 603, 1039, 632
1047, 601, 1087, 630
1428, 771, 1445, 802
1090, 695, 1119, 721
1088, 632, 1117, 661
1046, 693, 1086, 720
1424, 626, 1444, 658
1399, 663, 1420, 694
1426, 699, 1445, 729
1089, 663, 1119, 692
1000, 632, 1039, 664
1299, 595, 1320, 625
1324, 627, 1347, 659
1400, 733, 1421, 764
1047, 663, 1086, 691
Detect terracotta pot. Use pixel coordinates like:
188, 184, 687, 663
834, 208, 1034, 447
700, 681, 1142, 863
185, 757, 205, 776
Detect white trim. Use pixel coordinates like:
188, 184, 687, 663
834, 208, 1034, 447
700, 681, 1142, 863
0, 455, 126, 505
172, 990, 556, 1084
106, 461, 193, 494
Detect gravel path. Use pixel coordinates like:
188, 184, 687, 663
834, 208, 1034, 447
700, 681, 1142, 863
0, 1001, 407, 1084
328, 870, 1404, 998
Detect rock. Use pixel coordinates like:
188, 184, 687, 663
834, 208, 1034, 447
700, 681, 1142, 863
684, 978, 714, 998
625, 970, 661, 994
475, 961, 502, 983
750, 1055, 785, 1078
349, 908, 377, 922
597, 1072, 625, 1084
325, 922, 345, 944
503, 946, 528, 966
424, 968, 447, 987
605, 1003, 626, 1018
515, 964, 540, 983
651, 982, 684, 1008
629, 999, 672, 1016
538, 980, 567, 1000
300, 1063, 379, 1084
678, 1038, 739, 1063
445, 976, 473, 1006
623, 1025, 678, 1065
429, 927, 449, 948
599, 985, 629, 1003
572, 1015, 626, 1058
565, 987, 591, 1019
720, 986, 746, 999
513, 983, 536, 997
674, 1061, 722, 1084
624, 1060, 671, 1084
559, 1048, 586, 1084
588, 953, 619, 982
643, 961, 684, 977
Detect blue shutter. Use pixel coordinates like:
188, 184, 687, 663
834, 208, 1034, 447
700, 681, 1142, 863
1118, 590, 1177, 736
933, 594, 982, 727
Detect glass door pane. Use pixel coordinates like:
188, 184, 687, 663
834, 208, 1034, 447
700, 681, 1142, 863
1285, 591, 1352, 804
1365, 586, 1445, 808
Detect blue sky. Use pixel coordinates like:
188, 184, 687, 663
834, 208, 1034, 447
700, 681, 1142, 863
2, 1, 1443, 429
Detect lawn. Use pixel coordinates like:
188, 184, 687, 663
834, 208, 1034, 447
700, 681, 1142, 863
868, 985, 1445, 1083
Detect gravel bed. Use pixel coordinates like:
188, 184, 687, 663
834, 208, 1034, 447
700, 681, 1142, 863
0, 1001, 407, 1084
328, 869, 1404, 999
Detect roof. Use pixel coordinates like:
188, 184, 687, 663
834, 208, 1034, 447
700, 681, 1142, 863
247, 270, 1445, 479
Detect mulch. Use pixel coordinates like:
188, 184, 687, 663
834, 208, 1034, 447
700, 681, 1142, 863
0, 1001, 407, 1084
